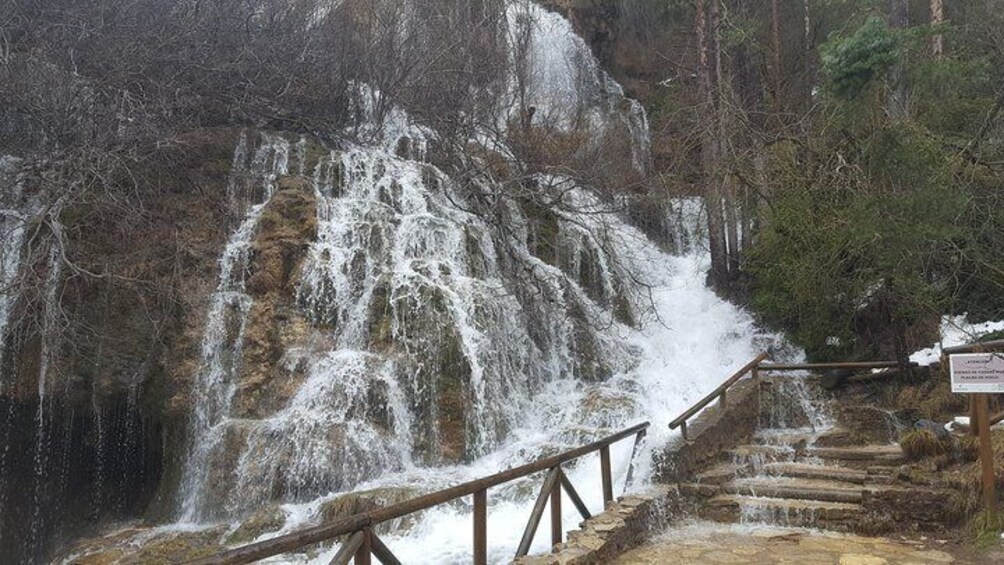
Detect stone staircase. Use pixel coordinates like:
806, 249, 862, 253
680, 427, 907, 532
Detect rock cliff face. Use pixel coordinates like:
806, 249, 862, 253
0, 128, 240, 561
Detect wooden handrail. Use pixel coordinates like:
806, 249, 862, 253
992, 410, 1004, 427
189, 422, 649, 565
943, 339, 1004, 355
668, 352, 769, 440
758, 361, 908, 371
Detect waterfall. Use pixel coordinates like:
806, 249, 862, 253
177, 132, 292, 522
0, 156, 29, 381
150, 3, 793, 562
669, 197, 709, 255
28, 216, 65, 557
504, 0, 652, 173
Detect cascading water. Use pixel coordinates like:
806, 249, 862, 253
177, 132, 292, 522
152, 2, 792, 562
669, 197, 709, 255
0, 156, 27, 550
504, 0, 652, 173
28, 214, 66, 557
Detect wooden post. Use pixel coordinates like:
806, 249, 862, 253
970, 395, 980, 437
355, 528, 372, 565
719, 389, 727, 407
557, 469, 591, 520
329, 531, 366, 565
599, 445, 613, 505
516, 468, 561, 557
473, 489, 487, 565
624, 430, 646, 492
550, 476, 562, 547
680, 420, 688, 441
975, 393, 998, 521
370, 534, 401, 565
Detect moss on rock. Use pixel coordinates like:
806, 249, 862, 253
225, 505, 286, 546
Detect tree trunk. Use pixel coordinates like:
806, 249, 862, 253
887, 0, 910, 119
771, 0, 782, 112
930, 0, 944, 57
696, 0, 729, 291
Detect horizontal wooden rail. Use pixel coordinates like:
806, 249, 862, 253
189, 422, 649, 565
943, 339, 1004, 355
668, 352, 769, 441
758, 361, 909, 371
992, 410, 1004, 428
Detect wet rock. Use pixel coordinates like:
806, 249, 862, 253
60, 525, 228, 565
838, 406, 903, 445
318, 487, 423, 535
248, 185, 317, 296
226, 504, 286, 545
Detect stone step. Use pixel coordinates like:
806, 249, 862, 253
806, 445, 905, 468
679, 482, 722, 498
724, 477, 864, 504
753, 428, 815, 449
695, 463, 746, 485
761, 462, 869, 485
728, 444, 797, 467
702, 495, 862, 531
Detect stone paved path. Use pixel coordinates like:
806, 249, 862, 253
613, 523, 997, 564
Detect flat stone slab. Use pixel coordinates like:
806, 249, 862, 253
726, 477, 864, 504
695, 463, 746, 485
612, 523, 968, 565
808, 445, 905, 467
762, 462, 869, 484
808, 445, 904, 460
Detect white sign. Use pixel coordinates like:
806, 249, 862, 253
950, 353, 1004, 393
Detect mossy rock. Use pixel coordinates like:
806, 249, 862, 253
256, 186, 317, 244
838, 405, 902, 444
226, 505, 286, 545
578, 388, 638, 428
302, 141, 333, 173
67, 526, 227, 565
522, 200, 561, 266
366, 275, 394, 350
277, 175, 311, 193
318, 487, 424, 535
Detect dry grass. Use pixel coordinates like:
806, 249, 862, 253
942, 430, 1004, 529
900, 429, 953, 460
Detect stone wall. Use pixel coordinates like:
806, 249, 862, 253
515, 486, 677, 565
860, 485, 962, 534
655, 378, 764, 483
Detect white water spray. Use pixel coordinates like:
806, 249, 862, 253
177, 132, 291, 522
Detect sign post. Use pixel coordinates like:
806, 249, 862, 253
950, 352, 1004, 521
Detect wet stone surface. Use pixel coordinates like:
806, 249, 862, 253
613, 523, 997, 564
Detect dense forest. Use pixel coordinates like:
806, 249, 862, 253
1, 0, 1003, 562
551, 0, 1004, 360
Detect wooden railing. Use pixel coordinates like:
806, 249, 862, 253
668, 352, 769, 441
942, 338, 1004, 356
669, 354, 912, 441
758, 361, 904, 372
189, 422, 649, 565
